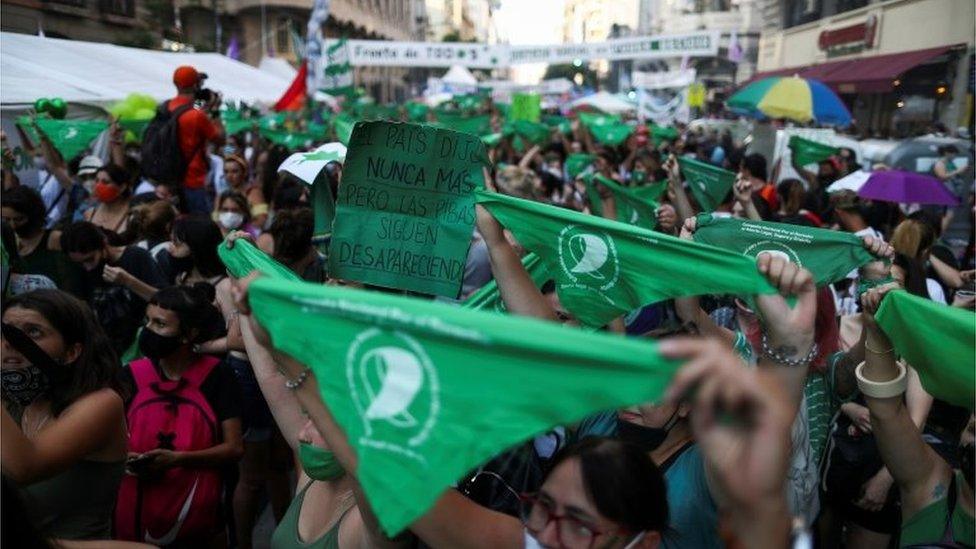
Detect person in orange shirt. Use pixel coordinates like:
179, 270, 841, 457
170, 66, 225, 214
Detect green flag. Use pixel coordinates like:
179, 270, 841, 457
462, 252, 550, 313
246, 275, 680, 534
691, 214, 877, 286
405, 102, 430, 123
632, 180, 668, 203
222, 116, 253, 137
510, 92, 542, 122
505, 119, 550, 145
476, 190, 778, 327
328, 121, 488, 298
876, 290, 975, 410
322, 38, 355, 97
595, 175, 658, 229
565, 153, 596, 179
434, 112, 491, 137
481, 133, 503, 147
677, 157, 735, 212
217, 239, 302, 282
260, 128, 315, 151
578, 112, 633, 146
789, 135, 839, 167
650, 125, 679, 144
580, 174, 604, 217
333, 113, 357, 146
542, 115, 571, 135
34, 118, 108, 161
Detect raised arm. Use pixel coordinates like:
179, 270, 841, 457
859, 285, 948, 516
673, 217, 736, 343
32, 122, 73, 190
663, 154, 695, 224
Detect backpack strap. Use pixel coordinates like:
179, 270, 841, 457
938, 473, 960, 544
129, 357, 162, 390
178, 355, 220, 388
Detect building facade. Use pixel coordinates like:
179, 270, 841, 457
754, 0, 975, 136
1, 0, 428, 102
562, 0, 639, 77
424, 0, 496, 43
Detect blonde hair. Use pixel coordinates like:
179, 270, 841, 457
890, 219, 935, 259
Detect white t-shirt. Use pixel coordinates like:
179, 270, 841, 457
31, 171, 68, 228
927, 278, 947, 304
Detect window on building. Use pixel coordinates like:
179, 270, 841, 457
834, 0, 869, 15
784, 0, 822, 28
99, 0, 134, 16
276, 18, 291, 53
49, 0, 86, 7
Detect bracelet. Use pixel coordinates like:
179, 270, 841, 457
855, 361, 907, 399
864, 340, 895, 355
284, 368, 312, 390
760, 332, 819, 367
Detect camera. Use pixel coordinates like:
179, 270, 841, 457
195, 87, 217, 104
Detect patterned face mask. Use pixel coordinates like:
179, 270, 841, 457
0, 365, 50, 407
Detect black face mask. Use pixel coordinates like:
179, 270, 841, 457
616, 409, 679, 453
84, 260, 107, 285
960, 443, 974, 490
12, 221, 39, 239
0, 322, 61, 406
138, 328, 184, 361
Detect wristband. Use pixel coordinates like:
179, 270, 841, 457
284, 368, 312, 390
855, 361, 907, 399
760, 332, 819, 367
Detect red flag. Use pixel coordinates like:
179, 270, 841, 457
273, 61, 307, 112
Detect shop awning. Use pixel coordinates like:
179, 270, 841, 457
747, 44, 961, 94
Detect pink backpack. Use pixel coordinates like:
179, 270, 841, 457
115, 355, 223, 545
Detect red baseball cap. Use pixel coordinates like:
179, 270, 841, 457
173, 65, 208, 88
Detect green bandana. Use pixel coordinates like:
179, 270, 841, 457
481, 133, 503, 147
788, 136, 839, 167
476, 190, 777, 327
565, 153, 596, 179
595, 175, 658, 229
677, 157, 735, 213
405, 102, 430, 123
875, 290, 975, 410
651, 125, 679, 144
578, 112, 633, 147
462, 252, 549, 313
333, 113, 358, 146
542, 115, 571, 135
247, 275, 680, 534
34, 118, 108, 161
505, 120, 550, 145
580, 174, 604, 217
298, 443, 346, 481
434, 112, 491, 136
632, 180, 668, 204
217, 239, 301, 282
691, 214, 877, 286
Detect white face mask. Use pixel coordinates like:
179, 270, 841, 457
218, 211, 244, 230
523, 527, 646, 549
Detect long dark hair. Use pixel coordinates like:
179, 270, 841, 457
547, 437, 669, 536
893, 253, 931, 299
3, 290, 125, 417
172, 214, 225, 278
149, 284, 225, 344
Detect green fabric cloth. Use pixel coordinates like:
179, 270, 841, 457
433, 112, 491, 137
332, 114, 357, 146
34, 118, 108, 161
462, 252, 549, 313
476, 190, 778, 328
261, 129, 315, 151
677, 157, 735, 212
875, 290, 976, 410
218, 239, 302, 282
789, 135, 839, 167
246, 275, 680, 535
405, 102, 430, 123
505, 120, 550, 145
651, 125, 679, 143
118, 119, 151, 141
542, 115, 571, 135
691, 214, 877, 286
900, 472, 975, 547
509, 93, 541, 122
481, 133, 503, 147
595, 175, 658, 229
580, 174, 604, 217
565, 153, 595, 179
632, 180, 668, 203
578, 112, 633, 146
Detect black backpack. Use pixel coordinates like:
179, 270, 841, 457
140, 100, 194, 186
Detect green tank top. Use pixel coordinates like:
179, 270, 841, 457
20, 459, 124, 540
900, 472, 975, 547
271, 481, 351, 549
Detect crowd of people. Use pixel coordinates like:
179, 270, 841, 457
1, 64, 974, 549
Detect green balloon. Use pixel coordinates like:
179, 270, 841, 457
49, 98, 67, 119
34, 98, 51, 114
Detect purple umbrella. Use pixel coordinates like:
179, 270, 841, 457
857, 170, 960, 206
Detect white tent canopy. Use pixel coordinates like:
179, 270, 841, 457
441, 64, 478, 86
567, 91, 635, 115
1, 32, 294, 107
258, 56, 299, 82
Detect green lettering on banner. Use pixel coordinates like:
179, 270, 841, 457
329, 121, 488, 298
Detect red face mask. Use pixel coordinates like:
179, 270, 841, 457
94, 182, 122, 203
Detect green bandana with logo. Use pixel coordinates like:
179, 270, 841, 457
504, 119, 550, 145
434, 112, 491, 137
34, 118, 108, 161
565, 153, 596, 179
462, 252, 550, 312
788, 135, 839, 167
476, 190, 778, 328
594, 175, 658, 229
542, 115, 571, 135
218, 239, 301, 282
677, 157, 735, 212
691, 214, 877, 286
246, 275, 680, 535
578, 112, 633, 147
876, 290, 976, 410
632, 180, 668, 203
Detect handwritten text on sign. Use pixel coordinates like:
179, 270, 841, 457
328, 121, 487, 297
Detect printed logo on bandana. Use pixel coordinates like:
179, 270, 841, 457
745, 241, 802, 266
346, 328, 440, 464
63, 127, 78, 140
557, 225, 620, 291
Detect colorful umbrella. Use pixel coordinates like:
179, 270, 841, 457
857, 170, 960, 206
727, 76, 852, 127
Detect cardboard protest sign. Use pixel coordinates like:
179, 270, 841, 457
328, 121, 488, 298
